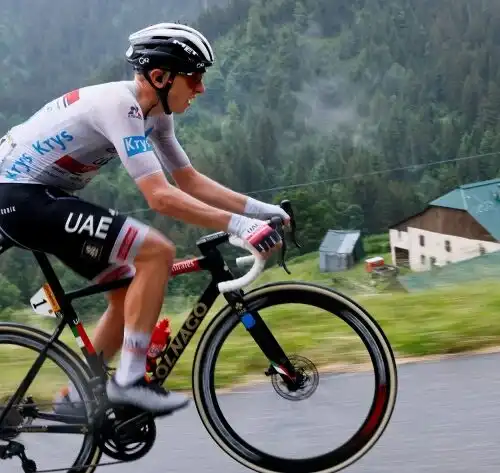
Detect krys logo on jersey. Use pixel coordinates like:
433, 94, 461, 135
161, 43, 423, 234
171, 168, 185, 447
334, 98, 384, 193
32, 130, 74, 156
2, 153, 33, 181
123, 127, 154, 157
3, 130, 74, 181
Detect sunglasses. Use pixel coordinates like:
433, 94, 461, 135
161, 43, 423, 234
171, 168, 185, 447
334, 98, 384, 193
177, 71, 204, 89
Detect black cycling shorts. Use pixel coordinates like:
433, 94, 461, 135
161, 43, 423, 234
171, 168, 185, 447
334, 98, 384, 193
0, 183, 150, 283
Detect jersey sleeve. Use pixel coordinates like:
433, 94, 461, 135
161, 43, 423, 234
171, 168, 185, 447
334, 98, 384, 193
148, 114, 191, 174
90, 90, 163, 181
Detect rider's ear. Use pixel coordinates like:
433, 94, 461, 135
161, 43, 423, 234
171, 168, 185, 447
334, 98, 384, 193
149, 70, 166, 87
156, 71, 171, 87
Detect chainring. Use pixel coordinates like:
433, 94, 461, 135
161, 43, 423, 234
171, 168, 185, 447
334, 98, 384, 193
270, 355, 319, 401
97, 405, 156, 462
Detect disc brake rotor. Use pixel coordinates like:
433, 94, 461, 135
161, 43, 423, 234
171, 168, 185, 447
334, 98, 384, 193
270, 355, 319, 401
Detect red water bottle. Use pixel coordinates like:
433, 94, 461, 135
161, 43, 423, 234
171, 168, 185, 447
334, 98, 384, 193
146, 318, 171, 373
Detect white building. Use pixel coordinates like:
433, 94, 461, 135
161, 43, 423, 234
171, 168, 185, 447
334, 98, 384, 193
389, 178, 500, 272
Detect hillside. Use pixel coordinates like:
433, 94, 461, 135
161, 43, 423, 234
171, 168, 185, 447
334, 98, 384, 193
1, 0, 500, 317
0, 0, 228, 132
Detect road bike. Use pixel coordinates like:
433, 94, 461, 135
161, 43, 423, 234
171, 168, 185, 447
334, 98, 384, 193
0, 200, 398, 473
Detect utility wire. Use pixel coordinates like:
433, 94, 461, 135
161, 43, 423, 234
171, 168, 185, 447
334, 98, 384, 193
122, 150, 500, 215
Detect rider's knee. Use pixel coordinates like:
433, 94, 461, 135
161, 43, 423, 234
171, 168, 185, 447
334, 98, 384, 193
134, 228, 176, 270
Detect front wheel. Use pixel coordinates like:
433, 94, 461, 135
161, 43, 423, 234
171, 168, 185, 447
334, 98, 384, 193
192, 281, 397, 473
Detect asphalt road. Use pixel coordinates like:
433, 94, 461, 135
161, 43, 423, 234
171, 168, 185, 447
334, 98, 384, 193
4, 352, 500, 473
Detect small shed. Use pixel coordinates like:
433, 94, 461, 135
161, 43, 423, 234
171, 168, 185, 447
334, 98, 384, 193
319, 230, 364, 272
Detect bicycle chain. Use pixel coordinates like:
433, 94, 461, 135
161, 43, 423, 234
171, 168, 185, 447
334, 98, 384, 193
0, 400, 142, 473
33, 459, 127, 473
1, 440, 131, 473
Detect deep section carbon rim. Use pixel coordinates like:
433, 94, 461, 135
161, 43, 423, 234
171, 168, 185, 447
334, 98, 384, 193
192, 282, 398, 473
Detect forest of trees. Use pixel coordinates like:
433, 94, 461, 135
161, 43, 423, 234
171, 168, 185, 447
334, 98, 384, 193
0, 0, 228, 132
1, 0, 500, 318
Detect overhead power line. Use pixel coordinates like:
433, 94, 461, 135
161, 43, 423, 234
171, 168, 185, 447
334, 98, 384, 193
123, 150, 500, 215
244, 151, 500, 195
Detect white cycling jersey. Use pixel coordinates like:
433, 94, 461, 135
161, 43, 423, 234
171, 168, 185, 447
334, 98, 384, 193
0, 81, 191, 191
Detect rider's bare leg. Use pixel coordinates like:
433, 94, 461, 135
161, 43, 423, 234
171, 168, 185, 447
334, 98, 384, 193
61, 288, 126, 404
65, 229, 172, 386
60, 228, 187, 415
90, 287, 127, 364
106, 229, 189, 414
113, 228, 174, 386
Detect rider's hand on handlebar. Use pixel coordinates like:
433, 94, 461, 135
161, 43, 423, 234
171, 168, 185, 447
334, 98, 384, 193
228, 215, 282, 258
244, 197, 291, 228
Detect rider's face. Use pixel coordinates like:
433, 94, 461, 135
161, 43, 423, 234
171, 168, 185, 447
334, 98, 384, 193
167, 72, 205, 113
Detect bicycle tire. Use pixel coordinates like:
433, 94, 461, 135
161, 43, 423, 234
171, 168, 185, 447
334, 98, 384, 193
192, 281, 398, 473
0, 322, 102, 473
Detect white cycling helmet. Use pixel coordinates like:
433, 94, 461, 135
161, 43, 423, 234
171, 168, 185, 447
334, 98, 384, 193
126, 22, 215, 113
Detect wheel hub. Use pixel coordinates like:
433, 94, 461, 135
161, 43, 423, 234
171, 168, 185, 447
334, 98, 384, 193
269, 355, 319, 401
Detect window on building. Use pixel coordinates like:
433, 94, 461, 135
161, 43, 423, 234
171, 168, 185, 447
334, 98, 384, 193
479, 244, 486, 255
430, 256, 437, 267
445, 240, 451, 252
420, 254, 426, 264
419, 235, 425, 247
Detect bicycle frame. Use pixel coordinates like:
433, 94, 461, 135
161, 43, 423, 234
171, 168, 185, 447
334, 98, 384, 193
0, 229, 295, 436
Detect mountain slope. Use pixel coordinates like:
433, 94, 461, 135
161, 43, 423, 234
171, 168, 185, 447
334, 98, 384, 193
0, 0, 228, 131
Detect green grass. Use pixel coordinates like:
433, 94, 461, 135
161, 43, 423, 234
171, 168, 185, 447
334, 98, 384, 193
360, 279, 500, 357
249, 250, 393, 294
3, 250, 500, 399
160, 278, 500, 390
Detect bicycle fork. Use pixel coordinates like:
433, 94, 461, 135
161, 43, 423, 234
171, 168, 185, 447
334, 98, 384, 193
226, 292, 302, 390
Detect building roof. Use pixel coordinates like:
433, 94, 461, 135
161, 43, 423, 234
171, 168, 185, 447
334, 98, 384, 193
391, 178, 500, 240
429, 178, 500, 210
319, 230, 361, 254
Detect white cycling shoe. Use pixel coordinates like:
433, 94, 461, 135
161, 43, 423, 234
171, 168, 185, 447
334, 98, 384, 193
106, 375, 190, 416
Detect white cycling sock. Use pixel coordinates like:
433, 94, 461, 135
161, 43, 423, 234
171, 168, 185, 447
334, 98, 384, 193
115, 329, 151, 386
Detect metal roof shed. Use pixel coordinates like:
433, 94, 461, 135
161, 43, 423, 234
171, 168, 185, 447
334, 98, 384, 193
319, 230, 364, 272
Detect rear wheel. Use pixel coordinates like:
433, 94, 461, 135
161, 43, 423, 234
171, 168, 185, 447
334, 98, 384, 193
0, 323, 102, 473
192, 282, 397, 473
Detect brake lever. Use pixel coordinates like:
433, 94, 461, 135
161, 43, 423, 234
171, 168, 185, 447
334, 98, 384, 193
267, 200, 300, 275
280, 200, 301, 249
268, 215, 290, 274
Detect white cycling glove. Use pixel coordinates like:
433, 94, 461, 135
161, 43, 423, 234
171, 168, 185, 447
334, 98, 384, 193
228, 214, 281, 253
244, 197, 290, 223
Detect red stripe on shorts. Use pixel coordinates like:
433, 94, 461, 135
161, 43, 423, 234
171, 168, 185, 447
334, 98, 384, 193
117, 227, 138, 261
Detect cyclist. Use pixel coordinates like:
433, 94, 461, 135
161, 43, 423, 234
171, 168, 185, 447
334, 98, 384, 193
0, 23, 289, 416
